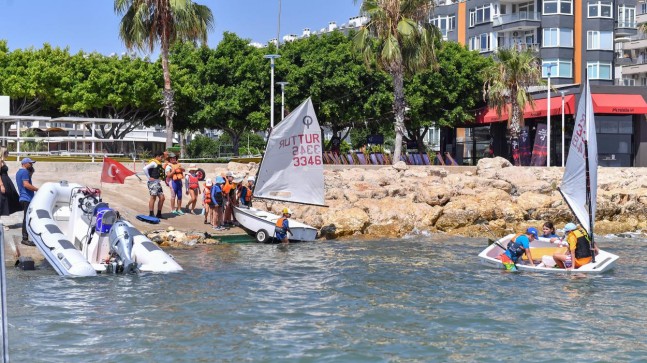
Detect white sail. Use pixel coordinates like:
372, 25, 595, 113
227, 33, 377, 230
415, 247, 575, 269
254, 98, 325, 206
559, 81, 598, 234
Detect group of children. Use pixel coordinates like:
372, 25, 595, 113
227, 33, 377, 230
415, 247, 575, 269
499, 221, 599, 271
143, 151, 255, 230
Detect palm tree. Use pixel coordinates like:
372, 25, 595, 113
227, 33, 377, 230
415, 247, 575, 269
115, 0, 214, 148
483, 48, 542, 165
353, 0, 439, 164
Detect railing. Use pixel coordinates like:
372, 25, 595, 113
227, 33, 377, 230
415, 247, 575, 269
492, 11, 540, 26
617, 21, 638, 28
498, 43, 540, 52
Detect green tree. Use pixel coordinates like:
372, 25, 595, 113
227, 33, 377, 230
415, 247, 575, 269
57, 52, 163, 149
406, 41, 493, 153
114, 0, 214, 148
483, 48, 543, 165
278, 31, 391, 145
175, 33, 268, 156
354, 0, 439, 164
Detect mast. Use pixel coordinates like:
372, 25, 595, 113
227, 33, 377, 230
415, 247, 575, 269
583, 78, 595, 263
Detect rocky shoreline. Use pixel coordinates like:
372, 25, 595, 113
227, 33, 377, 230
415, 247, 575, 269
228, 157, 647, 239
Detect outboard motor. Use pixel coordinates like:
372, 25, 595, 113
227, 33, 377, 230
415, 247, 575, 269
108, 220, 138, 273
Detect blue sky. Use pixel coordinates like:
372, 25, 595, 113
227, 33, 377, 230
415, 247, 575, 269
0, 0, 360, 55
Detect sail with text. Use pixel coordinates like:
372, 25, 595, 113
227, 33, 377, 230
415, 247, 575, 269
559, 80, 598, 235
253, 98, 325, 206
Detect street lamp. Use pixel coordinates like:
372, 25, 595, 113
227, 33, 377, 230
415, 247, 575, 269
264, 54, 281, 128
560, 90, 566, 167
544, 63, 556, 167
277, 81, 289, 121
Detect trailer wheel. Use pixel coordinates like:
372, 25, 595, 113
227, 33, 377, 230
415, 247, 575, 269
256, 229, 270, 243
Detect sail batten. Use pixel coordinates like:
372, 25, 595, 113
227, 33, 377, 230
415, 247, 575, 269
559, 81, 598, 235
253, 98, 326, 206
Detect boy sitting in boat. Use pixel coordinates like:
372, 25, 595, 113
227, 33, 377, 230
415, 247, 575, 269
552, 223, 599, 270
498, 227, 538, 271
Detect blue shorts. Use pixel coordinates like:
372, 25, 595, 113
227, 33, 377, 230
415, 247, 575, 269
171, 180, 182, 200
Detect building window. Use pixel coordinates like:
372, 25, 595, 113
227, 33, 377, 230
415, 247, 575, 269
543, 0, 573, 15
587, 0, 612, 17
431, 15, 456, 38
469, 33, 492, 52
621, 78, 636, 86
587, 62, 612, 79
587, 30, 613, 50
618, 5, 636, 27
542, 59, 573, 78
469, 4, 492, 27
542, 28, 573, 47
641, 2, 647, 15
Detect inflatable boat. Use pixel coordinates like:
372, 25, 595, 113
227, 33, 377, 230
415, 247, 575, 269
26, 181, 183, 277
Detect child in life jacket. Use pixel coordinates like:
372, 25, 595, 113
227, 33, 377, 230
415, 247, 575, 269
239, 177, 254, 207
185, 164, 201, 214
202, 179, 213, 224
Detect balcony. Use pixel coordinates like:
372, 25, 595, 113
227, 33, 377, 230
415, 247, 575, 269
492, 11, 541, 30
497, 43, 540, 53
620, 59, 647, 75
621, 33, 647, 50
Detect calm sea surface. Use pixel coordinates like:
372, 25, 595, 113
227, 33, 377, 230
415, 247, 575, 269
4, 234, 647, 362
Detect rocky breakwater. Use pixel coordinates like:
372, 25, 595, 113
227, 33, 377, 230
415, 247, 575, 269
227, 158, 647, 239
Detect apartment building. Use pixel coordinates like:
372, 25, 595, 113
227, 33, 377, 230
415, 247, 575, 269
616, 1, 647, 85
432, 0, 647, 167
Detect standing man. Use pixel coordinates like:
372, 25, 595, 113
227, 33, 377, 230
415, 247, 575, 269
143, 151, 166, 219
16, 157, 38, 246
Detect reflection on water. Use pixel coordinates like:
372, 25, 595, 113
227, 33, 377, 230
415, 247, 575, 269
5, 235, 647, 362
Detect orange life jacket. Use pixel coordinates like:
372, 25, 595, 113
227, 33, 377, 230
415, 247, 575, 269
203, 187, 212, 204
245, 188, 252, 202
223, 179, 233, 194
171, 163, 184, 181
276, 217, 287, 229
187, 175, 199, 189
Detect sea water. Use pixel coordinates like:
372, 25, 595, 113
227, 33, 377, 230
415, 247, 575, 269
4, 234, 647, 362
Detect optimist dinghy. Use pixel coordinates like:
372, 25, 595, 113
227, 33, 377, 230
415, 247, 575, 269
234, 98, 324, 243
26, 181, 182, 277
478, 79, 619, 273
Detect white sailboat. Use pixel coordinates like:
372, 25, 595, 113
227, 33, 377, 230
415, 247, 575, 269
233, 98, 325, 243
479, 80, 619, 273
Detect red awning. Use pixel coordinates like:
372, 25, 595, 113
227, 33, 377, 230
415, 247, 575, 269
476, 95, 576, 124
592, 94, 647, 114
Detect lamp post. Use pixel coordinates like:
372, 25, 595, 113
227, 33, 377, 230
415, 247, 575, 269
264, 54, 281, 128
544, 63, 556, 167
277, 81, 289, 121
560, 90, 566, 167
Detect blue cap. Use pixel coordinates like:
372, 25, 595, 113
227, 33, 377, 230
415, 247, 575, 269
20, 157, 36, 164
526, 227, 539, 239
215, 176, 225, 184
564, 223, 577, 232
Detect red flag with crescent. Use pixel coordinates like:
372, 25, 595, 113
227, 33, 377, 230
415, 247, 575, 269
101, 157, 136, 184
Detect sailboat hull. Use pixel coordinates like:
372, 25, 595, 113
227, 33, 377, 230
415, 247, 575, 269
478, 234, 618, 273
233, 206, 318, 243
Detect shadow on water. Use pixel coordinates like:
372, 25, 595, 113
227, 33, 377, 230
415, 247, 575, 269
4, 235, 647, 362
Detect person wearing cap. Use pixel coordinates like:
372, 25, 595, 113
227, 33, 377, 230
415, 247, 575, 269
222, 171, 236, 226
275, 208, 293, 244
143, 151, 166, 219
202, 179, 214, 224
553, 223, 599, 269
498, 227, 538, 271
184, 164, 201, 214
165, 154, 185, 215
210, 176, 226, 230
15, 157, 39, 246
239, 177, 254, 207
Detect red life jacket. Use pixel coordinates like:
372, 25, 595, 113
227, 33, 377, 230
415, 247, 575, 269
187, 175, 199, 189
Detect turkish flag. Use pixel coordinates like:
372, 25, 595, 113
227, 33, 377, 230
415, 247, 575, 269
101, 157, 136, 184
